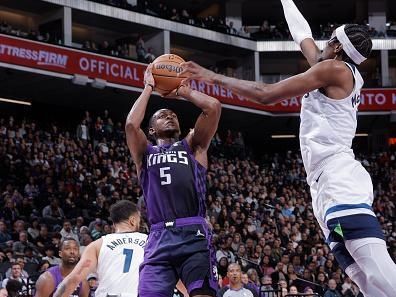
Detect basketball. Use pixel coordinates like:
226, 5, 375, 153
152, 54, 187, 94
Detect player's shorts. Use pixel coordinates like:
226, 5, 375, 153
309, 154, 385, 269
139, 216, 218, 297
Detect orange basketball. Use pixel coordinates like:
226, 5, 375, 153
152, 54, 187, 94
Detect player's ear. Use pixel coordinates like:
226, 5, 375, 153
334, 43, 343, 55
129, 215, 136, 226
148, 127, 155, 136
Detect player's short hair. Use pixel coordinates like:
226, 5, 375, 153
59, 237, 79, 250
110, 200, 138, 224
148, 108, 177, 129
342, 24, 372, 64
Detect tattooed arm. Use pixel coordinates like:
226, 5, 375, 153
53, 283, 66, 297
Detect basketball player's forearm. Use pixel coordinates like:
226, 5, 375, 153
212, 74, 276, 104
52, 281, 68, 297
179, 87, 221, 114
126, 86, 152, 129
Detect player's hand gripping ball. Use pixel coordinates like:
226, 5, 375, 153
152, 54, 187, 95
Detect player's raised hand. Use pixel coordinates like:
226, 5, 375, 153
144, 63, 155, 90
179, 61, 216, 84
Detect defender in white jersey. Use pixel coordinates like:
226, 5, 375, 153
180, 2, 396, 296
53, 200, 147, 297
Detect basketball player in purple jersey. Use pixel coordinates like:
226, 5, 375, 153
125, 64, 221, 297
34, 238, 89, 297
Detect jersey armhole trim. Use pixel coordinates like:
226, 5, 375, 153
317, 61, 358, 103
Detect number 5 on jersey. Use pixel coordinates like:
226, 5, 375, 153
160, 167, 171, 185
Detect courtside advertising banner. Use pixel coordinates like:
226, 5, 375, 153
1, 34, 396, 113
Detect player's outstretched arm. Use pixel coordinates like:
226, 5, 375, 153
182, 60, 349, 105
177, 85, 221, 167
53, 240, 101, 297
280, 0, 321, 66
125, 64, 154, 172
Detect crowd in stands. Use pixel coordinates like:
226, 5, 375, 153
81, 36, 156, 63
0, 110, 395, 297
89, 0, 391, 41
0, 20, 60, 44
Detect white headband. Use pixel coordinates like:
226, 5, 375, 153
335, 25, 366, 65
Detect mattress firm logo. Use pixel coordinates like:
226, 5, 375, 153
0, 44, 68, 68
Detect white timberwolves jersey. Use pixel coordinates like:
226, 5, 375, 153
95, 232, 147, 297
299, 62, 364, 186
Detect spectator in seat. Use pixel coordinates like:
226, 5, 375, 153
59, 220, 78, 242
289, 285, 299, 295
241, 273, 249, 285
216, 237, 236, 263
260, 275, 274, 297
27, 218, 40, 241
37, 260, 50, 275
1, 263, 27, 291
239, 26, 251, 38
76, 120, 90, 141
42, 245, 61, 266
324, 279, 342, 297
271, 262, 288, 286
35, 225, 51, 254
42, 198, 65, 227
144, 47, 156, 63
5, 257, 29, 279
12, 231, 38, 257
0, 221, 12, 249
24, 247, 39, 264
247, 268, 260, 293
217, 256, 229, 287
136, 35, 146, 62
228, 21, 237, 35
170, 8, 180, 21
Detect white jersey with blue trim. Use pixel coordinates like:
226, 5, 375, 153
95, 232, 148, 297
301, 62, 377, 230
299, 62, 363, 186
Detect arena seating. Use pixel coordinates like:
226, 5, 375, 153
0, 111, 395, 296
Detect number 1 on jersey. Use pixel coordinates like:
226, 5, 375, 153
123, 248, 134, 273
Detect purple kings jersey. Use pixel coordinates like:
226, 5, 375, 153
140, 139, 207, 224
